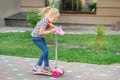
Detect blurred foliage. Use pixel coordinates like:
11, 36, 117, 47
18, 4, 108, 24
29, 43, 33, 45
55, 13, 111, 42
93, 24, 105, 53
27, 11, 42, 28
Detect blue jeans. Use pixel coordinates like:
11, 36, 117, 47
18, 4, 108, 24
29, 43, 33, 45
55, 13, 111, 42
32, 37, 49, 67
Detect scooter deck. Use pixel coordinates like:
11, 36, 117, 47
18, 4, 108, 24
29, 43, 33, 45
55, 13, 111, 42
32, 71, 52, 76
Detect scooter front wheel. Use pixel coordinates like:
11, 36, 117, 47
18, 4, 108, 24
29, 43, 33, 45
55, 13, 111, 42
52, 70, 59, 78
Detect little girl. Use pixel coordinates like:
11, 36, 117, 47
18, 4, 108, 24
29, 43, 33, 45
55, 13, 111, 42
31, 6, 60, 72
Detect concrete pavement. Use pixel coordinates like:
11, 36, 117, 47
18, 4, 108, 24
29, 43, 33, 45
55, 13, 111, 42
0, 25, 120, 34
0, 55, 120, 80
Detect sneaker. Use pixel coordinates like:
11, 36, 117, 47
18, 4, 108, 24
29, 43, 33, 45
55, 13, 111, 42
44, 66, 52, 72
33, 65, 43, 72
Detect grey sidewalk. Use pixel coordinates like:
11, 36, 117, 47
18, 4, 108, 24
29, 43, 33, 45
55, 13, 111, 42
0, 55, 120, 80
0, 26, 32, 33
0, 25, 120, 34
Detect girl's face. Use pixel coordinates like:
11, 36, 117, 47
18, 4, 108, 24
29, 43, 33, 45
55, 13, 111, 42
48, 16, 59, 23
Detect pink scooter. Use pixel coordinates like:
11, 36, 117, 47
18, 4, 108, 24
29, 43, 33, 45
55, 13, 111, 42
32, 26, 65, 78
51, 27, 65, 78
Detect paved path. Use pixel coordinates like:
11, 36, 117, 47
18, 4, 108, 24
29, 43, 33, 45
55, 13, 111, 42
0, 55, 120, 80
0, 25, 120, 34
0, 26, 32, 33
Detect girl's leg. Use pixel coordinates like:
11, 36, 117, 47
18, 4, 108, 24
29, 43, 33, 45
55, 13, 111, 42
32, 37, 49, 67
41, 39, 49, 67
38, 43, 49, 67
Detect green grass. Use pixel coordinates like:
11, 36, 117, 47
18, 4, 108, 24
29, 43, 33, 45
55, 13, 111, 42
0, 32, 120, 65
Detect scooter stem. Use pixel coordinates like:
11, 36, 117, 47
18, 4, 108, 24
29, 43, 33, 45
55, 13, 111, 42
55, 34, 58, 69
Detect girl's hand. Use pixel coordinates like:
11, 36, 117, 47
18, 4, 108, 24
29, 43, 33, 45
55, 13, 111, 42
51, 26, 65, 36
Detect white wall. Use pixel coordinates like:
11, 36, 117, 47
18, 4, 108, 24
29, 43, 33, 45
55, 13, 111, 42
20, 0, 45, 11
0, 0, 21, 26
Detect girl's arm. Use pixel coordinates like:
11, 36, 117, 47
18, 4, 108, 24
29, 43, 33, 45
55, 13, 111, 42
39, 26, 52, 35
50, 23, 56, 28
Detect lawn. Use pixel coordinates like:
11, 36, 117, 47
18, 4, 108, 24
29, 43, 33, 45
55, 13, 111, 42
0, 32, 120, 65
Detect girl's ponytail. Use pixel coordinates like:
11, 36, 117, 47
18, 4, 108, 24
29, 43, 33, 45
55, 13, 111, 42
38, 6, 51, 16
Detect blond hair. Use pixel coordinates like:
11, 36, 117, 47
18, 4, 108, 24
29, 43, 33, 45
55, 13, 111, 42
38, 6, 60, 18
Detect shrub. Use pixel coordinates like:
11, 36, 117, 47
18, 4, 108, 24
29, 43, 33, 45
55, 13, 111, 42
93, 24, 105, 53
27, 11, 42, 28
